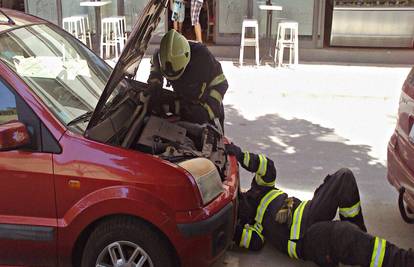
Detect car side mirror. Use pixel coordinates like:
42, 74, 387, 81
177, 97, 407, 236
0, 121, 30, 151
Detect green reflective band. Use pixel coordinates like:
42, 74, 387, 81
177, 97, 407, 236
288, 201, 308, 259
202, 103, 215, 119
198, 82, 207, 99
255, 189, 284, 224
255, 174, 276, 187
239, 226, 253, 248
370, 237, 386, 267
257, 154, 268, 176
252, 226, 264, 241
287, 241, 298, 259
253, 222, 263, 233
243, 152, 250, 167
339, 201, 361, 218
209, 89, 223, 103
208, 73, 226, 88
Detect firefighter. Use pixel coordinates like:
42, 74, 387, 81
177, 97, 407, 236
148, 29, 228, 128
226, 143, 414, 267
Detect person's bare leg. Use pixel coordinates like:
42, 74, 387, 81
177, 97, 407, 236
173, 21, 179, 31
178, 22, 183, 33
194, 23, 202, 43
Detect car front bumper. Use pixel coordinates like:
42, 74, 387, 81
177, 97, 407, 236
172, 155, 239, 267
179, 201, 234, 253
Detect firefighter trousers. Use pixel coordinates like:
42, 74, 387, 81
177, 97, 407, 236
301, 220, 414, 267
305, 168, 367, 232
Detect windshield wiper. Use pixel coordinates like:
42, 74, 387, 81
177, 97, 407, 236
67, 111, 93, 126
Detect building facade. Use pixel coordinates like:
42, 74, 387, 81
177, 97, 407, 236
3, 0, 413, 49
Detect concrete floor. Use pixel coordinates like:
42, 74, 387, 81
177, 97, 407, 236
134, 59, 414, 266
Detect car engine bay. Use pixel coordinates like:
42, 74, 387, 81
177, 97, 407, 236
86, 82, 228, 178
135, 115, 227, 176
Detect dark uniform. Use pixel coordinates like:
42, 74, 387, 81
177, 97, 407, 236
148, 41, 228, 127
226, 144, 414, 267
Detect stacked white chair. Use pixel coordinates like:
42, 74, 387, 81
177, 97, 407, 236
63, 16, 88, 46
100, 16, 127, 59
274, 21, 299, 67
239, 19, 260, 66
72, 14, 92, 48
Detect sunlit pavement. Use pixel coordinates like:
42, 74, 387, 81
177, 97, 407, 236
132, 58, 414, 267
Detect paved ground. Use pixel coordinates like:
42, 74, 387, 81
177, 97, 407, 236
134, 59, 414, 266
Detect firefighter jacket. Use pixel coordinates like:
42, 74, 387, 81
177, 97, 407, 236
233, 150, 304, 257
148, 41, 228, 121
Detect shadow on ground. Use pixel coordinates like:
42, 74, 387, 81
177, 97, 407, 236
224, 105, 386, 200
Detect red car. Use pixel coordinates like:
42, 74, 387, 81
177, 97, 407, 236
0, 1, 239, 266
387, 67, 414, 224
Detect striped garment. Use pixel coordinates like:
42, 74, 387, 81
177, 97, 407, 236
191, 0, 203, 26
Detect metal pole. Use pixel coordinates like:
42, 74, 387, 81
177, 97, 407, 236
117, 0, 124, 16
56, 0, 62, 27
247, 0, 253, 19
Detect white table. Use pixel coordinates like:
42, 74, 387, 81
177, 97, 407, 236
80, 1, 112, 52
259, 5, 282, 11
259, 4, 282, 62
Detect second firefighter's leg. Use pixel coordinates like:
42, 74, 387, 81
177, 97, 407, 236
301, 221, 414, 267
307, 168, 367, 231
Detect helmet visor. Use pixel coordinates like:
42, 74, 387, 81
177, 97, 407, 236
161, 61, 184, 80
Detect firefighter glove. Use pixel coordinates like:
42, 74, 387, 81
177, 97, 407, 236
275, 197, 294, 226
225, 143, 243, 161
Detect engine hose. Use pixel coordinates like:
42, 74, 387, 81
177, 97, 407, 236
398, 187, 414, 224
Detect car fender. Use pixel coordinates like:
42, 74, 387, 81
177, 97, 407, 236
57, 185, 181, 264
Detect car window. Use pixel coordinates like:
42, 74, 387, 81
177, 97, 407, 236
0, 84, 17, 124
0, 23, 112, 132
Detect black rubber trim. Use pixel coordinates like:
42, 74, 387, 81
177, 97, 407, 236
177, 202, 233, 237
399, 187, 414, 224
0, 224, 54, 241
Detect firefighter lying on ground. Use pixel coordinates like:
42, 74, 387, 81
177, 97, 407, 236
148, 29, 228, 128
226, 143, 414, 267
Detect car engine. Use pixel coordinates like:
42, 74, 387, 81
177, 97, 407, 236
135, 115, 227, 178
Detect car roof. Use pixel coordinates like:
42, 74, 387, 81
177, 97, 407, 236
0, 8, 45, 33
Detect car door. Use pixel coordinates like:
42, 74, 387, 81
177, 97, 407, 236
0, 80, 57, 266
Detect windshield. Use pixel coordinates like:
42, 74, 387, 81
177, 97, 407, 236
0, 23, 114, 132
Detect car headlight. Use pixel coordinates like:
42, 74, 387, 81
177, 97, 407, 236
178, 158, 224, 205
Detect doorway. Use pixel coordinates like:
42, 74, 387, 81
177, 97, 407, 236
323, 0, 334, 47
0, 0, 25, 11
167, 0, 216, 44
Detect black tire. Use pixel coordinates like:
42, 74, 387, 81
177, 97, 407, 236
81, 216, 176, 267
398, 187, 414, 224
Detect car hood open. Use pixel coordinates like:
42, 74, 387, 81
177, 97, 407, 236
87, 0, 167, 130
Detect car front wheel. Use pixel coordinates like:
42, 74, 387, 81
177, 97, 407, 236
81, 216, 176, 267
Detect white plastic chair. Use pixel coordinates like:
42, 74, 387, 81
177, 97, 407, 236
72, 14, 92, 48
63, 16, 87, 45
274, 21, 299, 67
239, 19, 260, 66
100, 16, 127, 59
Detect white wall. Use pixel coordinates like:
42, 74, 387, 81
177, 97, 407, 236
26, 0, 58, 24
